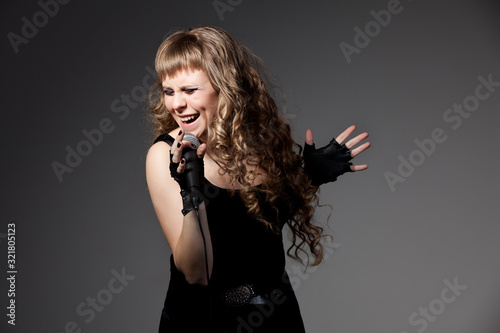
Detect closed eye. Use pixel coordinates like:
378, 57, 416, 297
163, 89, 174, 96
183, 88, 198, 94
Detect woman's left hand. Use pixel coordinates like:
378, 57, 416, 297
304, 125, 370, 186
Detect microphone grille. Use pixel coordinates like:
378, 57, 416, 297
183, 133, 200, 149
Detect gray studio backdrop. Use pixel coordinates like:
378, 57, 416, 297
1, 0, 499, 332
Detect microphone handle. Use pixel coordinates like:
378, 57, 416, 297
183, 148, 200, 191
182, 133, 202, 210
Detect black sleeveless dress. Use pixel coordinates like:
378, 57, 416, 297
154, 134, 306, 333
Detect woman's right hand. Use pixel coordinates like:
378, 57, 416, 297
169, 130, 208, 215
169, 130, 207, 188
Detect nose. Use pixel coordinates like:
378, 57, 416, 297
172, 92, 187, 111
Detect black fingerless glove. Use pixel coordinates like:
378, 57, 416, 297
303, 138, 353, 186
170, 151, 205, 216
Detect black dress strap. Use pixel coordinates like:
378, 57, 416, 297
154, 133, 175, 146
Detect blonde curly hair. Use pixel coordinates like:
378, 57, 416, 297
148, 25, 328, 266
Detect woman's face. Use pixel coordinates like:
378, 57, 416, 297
162, 68, 218, 141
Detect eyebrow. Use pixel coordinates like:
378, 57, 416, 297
162, 85, 198, 90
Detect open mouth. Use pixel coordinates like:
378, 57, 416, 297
180, 114, 200, 125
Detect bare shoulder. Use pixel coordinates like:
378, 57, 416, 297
146, 140, 177, 196
146, 128, 181, 186
147, 140, 170, 163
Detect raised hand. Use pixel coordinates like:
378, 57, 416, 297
304, 125, 370, 186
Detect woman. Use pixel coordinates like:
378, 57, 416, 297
146, 25, 370, 332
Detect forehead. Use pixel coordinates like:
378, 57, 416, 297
162, 68, 209, 87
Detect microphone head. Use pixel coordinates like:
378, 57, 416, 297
183, 133, 200, 149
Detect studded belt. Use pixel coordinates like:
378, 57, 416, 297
223, 284, 282, 307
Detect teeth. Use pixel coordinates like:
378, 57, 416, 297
181, 115, 198, 122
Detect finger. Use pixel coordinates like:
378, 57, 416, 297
177, 158, 186, 173
171, 140, 185, 163
350, 141, 371, 158
196, 143, 207, 158
350, 164, 368, 172
181, 140, 197, 150
335, 125, 356, 144
173, 129, 184, 145
305, 129, 314, 145
171, 130, 184, 163
345, 132, 369, 149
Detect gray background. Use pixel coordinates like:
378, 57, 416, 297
1, 0, 499, 332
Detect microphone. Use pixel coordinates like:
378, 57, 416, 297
182, 133, 211, 329
182, 133, 202, 209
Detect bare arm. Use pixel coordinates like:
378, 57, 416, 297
146, 134, 213, 285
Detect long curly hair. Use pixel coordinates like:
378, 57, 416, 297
148, 25, 328, 266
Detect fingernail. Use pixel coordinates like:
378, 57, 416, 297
177, 142, 181, 148
178, 130, 183, 135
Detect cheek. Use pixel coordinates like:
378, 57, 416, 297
164, 100, 176, 117
163, 97, 171, 110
